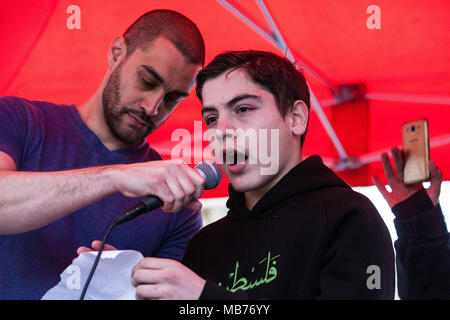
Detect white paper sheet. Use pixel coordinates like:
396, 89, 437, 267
41, 250, 144, 300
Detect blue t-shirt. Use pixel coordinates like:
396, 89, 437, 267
0, 96, 203, 299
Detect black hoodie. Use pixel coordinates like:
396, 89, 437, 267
182, 155, 395, 299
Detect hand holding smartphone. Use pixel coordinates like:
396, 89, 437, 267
372, 119, 442, 208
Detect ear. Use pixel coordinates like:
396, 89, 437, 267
107, 36, 127, 69
287, 100, 309, 137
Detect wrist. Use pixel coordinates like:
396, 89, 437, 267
98, 164, 126, 195
392, 188, 434, 220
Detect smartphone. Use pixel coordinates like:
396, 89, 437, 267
401, 118, 430, 184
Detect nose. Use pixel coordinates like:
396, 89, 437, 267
207, 114, 234, 161
213, 112, 238, 147
141, 91, 164, 116
214, 113, 234, 138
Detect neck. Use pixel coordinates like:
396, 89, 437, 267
78, 91, 128, 151
244, 152, 302, 210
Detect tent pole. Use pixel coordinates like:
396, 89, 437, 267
216, 0, 276, 48
216, 0, 337, 94
366, 93, 450, 106
217, 0, 351, 165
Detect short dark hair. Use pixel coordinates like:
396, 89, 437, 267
196, 50, 311, 146
123, 9, 205, 66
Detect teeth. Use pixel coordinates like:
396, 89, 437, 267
224, 150, 247, 166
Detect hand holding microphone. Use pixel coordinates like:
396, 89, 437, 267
112, 159, 222, 215
114, 160, 222, 225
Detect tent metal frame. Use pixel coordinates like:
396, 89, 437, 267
217, 0, 450, 171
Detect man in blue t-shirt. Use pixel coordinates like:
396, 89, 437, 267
0, 10, 206, 299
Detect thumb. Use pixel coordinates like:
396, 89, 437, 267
426, 160, 443, 206
91, 240, 118, 251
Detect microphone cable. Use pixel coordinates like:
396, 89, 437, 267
79, 219, 117, 300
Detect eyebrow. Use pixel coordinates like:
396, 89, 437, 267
142, 65, 165, 85
201, 94, 262, 116
142, 65, 189, 98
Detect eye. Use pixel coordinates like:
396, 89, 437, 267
164, 93, 182, 105
236, 105, 252, 113
141, 78, 157, 90
204, 115, 218, 126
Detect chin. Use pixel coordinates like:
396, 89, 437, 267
228, 173, 273, 194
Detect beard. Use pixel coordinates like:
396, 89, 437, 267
101, 61, 154, 145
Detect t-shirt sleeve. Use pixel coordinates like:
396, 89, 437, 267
154, 208, 203, 261
0, 96, 30, 167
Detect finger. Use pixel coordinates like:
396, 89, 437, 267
180, 164, 206, 199
137, 257, 176, 270
169, 164, 198, 203
380, 152, 397, 186
427, 160, 443, 206
185, 199, 203, 212
429, 160, 443, 182
131, 260, 142, 278
77, 246, 92, 255
131, 269, 171, 287
91, 240, 117, 251
132, 258, 161, 277
371, 175, 390, 200
391, 147, 404, 182
152, 181, 176, 212
164, 162, 206, 212
131, 268, 163, 287
135, 284, 164, 300
160, 166, 187, 212
131, 258, 173, 282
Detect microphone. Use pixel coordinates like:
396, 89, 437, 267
113, 161, 222, 225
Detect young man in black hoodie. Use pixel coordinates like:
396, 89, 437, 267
131, 50, 395, 300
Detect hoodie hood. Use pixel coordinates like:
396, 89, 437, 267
226, 155, 351, 220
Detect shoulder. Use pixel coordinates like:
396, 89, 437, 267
0, 96, 69, 119
188, 215, 228, 245
0, 96, 34, 116
0, 96, 56, 109
321, 186, 379, 216
0, 96, 30, 106
318, 186, 387, 234
182, 215, 228, 266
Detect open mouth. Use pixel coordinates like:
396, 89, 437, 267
223, 149, 249, 174
224, 149, 248, 166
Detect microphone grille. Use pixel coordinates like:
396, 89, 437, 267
195, 161, 222, 190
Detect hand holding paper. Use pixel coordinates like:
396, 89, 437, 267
131, 257, 206, 300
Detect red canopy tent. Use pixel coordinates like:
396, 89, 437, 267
1, 0, 449, 198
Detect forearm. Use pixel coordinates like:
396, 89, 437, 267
393, 190, 450, 299
0, 166, 119, 234
0, 159, 206, 235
